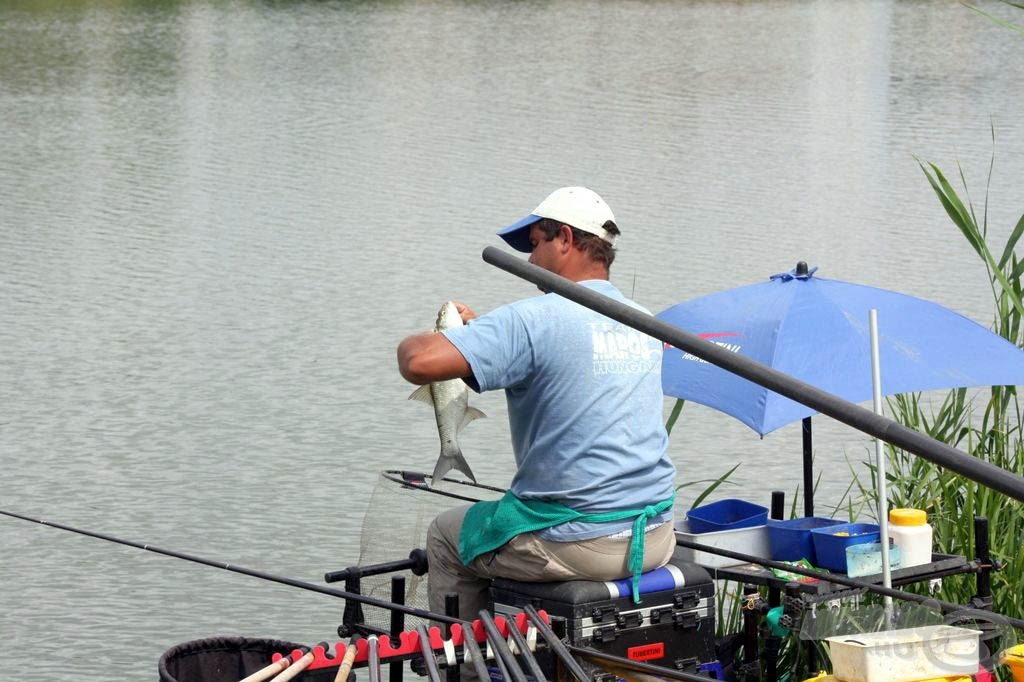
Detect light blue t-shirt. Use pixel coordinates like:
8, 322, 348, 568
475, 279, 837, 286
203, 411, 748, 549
443, 280, 675, 541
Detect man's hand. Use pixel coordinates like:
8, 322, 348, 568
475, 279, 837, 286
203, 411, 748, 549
453, 301, 476, 325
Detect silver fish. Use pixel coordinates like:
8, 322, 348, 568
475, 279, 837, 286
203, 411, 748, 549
409, 301, 486, 483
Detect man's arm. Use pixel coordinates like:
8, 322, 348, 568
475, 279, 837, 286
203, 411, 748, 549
397, 332, 472, 385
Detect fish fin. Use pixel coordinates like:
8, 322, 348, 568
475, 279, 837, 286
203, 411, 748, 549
408, 384, 433, 404
431, 456, 455, 484
432, 448, 477, 484
457, 406, 487, 431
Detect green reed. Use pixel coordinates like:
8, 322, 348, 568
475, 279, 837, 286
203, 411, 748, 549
860, 148, 1024, 630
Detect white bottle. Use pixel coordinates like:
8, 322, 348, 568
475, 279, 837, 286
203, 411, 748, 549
888, 508, 932, 567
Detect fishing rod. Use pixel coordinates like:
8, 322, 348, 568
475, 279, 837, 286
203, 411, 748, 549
674, 537, 1024, 630
0, 508, 463, 625
239, 648, 302, 682
458, 620, 493, 682
481, 246, 1024, 503
479, 610, 530, 682
3, 506, 573, 679
269, 642, 328, 682
503, 610, 549, 682
414, 624, 442, 682
523, 605, 589, 682
333, 635, 361, 682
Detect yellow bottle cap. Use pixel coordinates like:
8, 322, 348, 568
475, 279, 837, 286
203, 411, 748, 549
889, 508, 927, 526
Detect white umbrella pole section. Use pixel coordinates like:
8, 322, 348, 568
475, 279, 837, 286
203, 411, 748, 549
870, 309, 894, 629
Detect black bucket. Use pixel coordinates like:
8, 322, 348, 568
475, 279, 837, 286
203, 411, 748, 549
158, 636, 338, 682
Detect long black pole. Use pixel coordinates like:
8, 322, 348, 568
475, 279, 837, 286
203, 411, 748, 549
673, 537, 1024, 630
0, 508, 462, 626
481, 246, 1024, 503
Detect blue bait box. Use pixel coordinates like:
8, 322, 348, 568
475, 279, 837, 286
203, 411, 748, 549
686, 499, 768, 534
766, 517, 843, 564
810, 522, 881, 572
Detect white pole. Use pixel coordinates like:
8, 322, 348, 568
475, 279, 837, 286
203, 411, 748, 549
870, 309, 894, 629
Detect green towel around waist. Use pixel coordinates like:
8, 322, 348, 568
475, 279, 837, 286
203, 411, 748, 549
458, 491, 675, 603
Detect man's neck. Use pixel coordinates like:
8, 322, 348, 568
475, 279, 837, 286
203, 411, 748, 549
559, 258, 609, 283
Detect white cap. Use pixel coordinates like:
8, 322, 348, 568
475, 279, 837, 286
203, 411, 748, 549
496, 186, 617, 252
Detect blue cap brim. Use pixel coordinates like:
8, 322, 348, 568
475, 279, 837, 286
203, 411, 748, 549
496, 214, 542, 252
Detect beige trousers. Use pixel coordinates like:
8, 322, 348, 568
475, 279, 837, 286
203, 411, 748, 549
425, 503, 676, 621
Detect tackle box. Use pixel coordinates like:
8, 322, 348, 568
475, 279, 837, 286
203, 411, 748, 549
490, 549, 717, 679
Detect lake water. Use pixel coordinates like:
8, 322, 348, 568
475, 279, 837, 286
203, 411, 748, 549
1, 0, 1022, 678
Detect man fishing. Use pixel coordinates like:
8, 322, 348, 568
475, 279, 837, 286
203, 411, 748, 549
396, 186, 676, 627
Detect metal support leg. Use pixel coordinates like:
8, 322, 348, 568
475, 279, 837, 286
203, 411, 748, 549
802, 417, 814, 518
445, 593, 461, 682
742, 585, 760, 682
339, 575, 365, 638
764, 490, 785, 682
972, 516, 992, 609
390, 576, 406, 682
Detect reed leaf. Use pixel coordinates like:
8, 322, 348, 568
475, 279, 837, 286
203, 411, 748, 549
918, 160, 1024, 321
963, 1, 1024, 33
998, 213, 1024, 270
678, 463, 741, 509
665, 398, 685, 435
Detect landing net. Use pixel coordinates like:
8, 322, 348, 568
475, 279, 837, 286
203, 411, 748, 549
353, 470, 505, 631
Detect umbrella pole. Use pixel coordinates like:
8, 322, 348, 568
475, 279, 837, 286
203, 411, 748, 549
802, 417, 814, 517
870, 310, 895, 629
483, 246, 1024, 502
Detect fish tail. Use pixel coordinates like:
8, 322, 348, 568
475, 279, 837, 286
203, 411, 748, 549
432, 445, 477, 484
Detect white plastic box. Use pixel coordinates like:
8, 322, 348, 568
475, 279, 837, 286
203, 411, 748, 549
826, 625, 982, 682
674, 519, 769, 568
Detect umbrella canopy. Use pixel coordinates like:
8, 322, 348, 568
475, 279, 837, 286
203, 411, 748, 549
658, 263, 1024, 436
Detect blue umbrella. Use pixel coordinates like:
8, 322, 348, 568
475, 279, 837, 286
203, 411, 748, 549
658, 262, 1024, 513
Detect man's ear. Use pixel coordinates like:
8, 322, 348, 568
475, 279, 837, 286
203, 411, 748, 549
559, 224, 574, 252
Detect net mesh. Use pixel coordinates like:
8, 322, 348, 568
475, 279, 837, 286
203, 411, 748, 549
353, 471, 503, 631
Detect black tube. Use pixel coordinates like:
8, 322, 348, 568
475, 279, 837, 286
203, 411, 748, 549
523, 605, 589, 682
742, 585, 760, 682
416, 624, 443, 682
490, 643, 513, 682
390, 576, 406, 682
340, 575, 365, 638
503, 612, 549, 682
444, 594, 460, 682
459, 622, 493, 682
974, 516, 992, 606
479, 610, 528, 682
770, 491, 784, 521
481, 246, 1024, 503
0, 508, 463, 625
802, 417, 814, 517
325, 549, 429, 583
